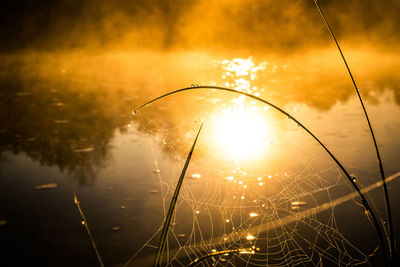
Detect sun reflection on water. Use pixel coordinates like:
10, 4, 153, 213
221, 57, 267, 94
208, 57, 272, 161
210, 106, 271, 160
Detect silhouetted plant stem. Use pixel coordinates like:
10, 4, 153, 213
154, 123, 203, 267
73, 193, 105, 267
135, 85, 389, 266
313, 0, 394, 263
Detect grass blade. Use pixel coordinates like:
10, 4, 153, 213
73, 193, 105, 267
154, 123, 204, 267
313, 0, 393, 263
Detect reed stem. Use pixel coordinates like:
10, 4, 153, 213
313, 0, 393, 263
154, 123, 204, 267
73, 193, 105, 267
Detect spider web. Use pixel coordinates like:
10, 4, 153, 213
124, 59, 378, 266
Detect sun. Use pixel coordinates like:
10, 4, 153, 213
209, 103, 271, 161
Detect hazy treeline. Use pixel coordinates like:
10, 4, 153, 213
1, 0, 399, 53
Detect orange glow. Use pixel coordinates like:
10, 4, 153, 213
206, 57, 273, 161
209, 106, 271, 160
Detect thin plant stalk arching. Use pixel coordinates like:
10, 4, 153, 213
313, 0, 394, 260
134, 85, 389, 266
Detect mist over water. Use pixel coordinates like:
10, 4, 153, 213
1, 0, 400, 53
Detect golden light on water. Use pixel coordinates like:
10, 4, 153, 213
206, 57, 273, 161
209, 105, 271, 160
221, 57, 266, 94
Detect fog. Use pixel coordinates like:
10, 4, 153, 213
1, 0, 399, 53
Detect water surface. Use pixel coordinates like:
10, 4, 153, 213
1, 49, 400, 266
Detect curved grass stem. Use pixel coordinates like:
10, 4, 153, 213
313, 0, 393, 263
154, 123, 203, 267
135, 85, 388, 266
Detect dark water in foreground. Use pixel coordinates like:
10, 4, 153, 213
1, 49, 400, 266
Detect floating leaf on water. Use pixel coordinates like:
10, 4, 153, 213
54, 120, 69, 124
111, 226, 120, 231
16, 92, 31, 96
34, 183, 58, 190
0, 220, 6, 226
73, 147, 94, 153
